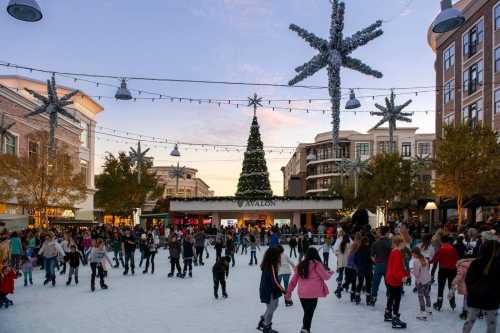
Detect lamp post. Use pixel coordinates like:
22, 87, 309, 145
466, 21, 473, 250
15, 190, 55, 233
424, 201, 438, 233
431, 0, 465, 33
170, 144, 185, 196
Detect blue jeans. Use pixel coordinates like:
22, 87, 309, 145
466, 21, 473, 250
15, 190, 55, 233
45, 257, 57, 281
371, 263, 386, 298
279, 274, 291, 291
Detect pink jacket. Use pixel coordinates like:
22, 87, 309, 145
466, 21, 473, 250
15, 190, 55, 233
286, 260, 334, 299
452, 259, 474, 295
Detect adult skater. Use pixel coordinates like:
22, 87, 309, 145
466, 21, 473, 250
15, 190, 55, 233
182, 234, 195, 278
38, 232, 65, 286
462, 240, 499, 333
385, 236, 409, 329
277, 245, 295, 307
143, 232, 159, 274
88, 238, 113, 292
168, 234, 182, 278
432, 235, 459, 311
121, 229, 137, 275
258, 246, 285, 333
369, 226, 392, 306
212, 255, 230, 299
194, 229, 206, 266
285, 247, 333, 333
225, 233, 236, 267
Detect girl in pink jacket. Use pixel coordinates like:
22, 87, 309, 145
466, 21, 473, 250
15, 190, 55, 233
452, 258, 474, 320
285, 247, 333, 333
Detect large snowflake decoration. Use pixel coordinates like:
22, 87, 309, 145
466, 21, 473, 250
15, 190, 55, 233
169, 163, 186, 195
370, 90, 413, 153
24, 74, 80, 157
288, 0, 383, 149
129, 141, 151, 184
344, 154, 371, 198
248, 93, 263, 117
0, 113, 15, 154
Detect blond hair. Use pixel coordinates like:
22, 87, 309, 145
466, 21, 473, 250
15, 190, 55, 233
392, 235, 404, 248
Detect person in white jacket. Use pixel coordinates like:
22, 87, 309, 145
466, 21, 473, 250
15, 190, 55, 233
38, 232, 65, 287
277, 245, 295, 306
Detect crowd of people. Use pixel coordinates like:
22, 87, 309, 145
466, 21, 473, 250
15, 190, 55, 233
0, 218, 499, 333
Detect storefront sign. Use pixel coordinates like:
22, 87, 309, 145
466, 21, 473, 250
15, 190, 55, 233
237, 200, 276, 208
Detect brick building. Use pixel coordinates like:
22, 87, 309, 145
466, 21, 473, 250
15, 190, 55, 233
0, 75, 102, 225
282, 128, 435, 197
428, 0, 500, 137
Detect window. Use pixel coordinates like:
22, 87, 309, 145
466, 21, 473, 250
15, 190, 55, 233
443, 45, 455, 70
463, 20, 484, 58
28, 141, 39, 160
80, 122, 89, 148
4, 133, 16, 155
495, 90, 500, 114
417, 143, 431, 157
80, 160, 89, 186
443, 113, 455, 126
422, 174, 432, 184
356, 143, 369, 157
335, 144, 349, 159
496, 47, 500, 73
444, 80, 454, 104
463, 61, 483, 96
401, 142, 412, 157
377, 141, 395, 154
496, 5, 500, 30
463, 99, 483, 126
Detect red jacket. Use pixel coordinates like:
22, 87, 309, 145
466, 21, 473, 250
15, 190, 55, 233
385, 249, 408, 287
0, 270, 16, 294
432, 243, 459, 270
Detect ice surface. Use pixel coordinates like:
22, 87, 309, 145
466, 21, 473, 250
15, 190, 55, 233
0, 247, 489, 333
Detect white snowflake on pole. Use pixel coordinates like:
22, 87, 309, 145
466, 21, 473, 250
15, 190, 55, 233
370, 90, 413, 153
288, 0, 383, 149
129, 140, 151, 184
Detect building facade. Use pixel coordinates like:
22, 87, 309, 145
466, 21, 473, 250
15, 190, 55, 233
0, 75, 102, 224
282, 128, 435, 196
428, 0, 500, 137
151, 165, 214, 199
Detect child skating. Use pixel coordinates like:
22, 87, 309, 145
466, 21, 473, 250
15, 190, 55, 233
212, 255, 230, 299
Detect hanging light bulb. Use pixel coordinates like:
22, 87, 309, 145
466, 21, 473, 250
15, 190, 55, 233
7, 0, 42, 22
432, 0, 465, 33
345, 89, 361, 109
115, 79, 132, 100
170, 143, 181, 157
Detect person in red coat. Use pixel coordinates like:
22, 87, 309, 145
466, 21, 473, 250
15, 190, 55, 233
384, 236, 409, 329
431, 235, 459, 311
0, 267, 16, 308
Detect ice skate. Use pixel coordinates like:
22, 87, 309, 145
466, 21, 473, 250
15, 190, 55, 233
167, 272, 174, 278
101, 284, 108, 290
459, 310, 467, 320
66, 278, 71, 286
384, 309, 393, 322
257, 316, 265, 331
392, 314, 407, 329
222, 292, 228, 298
334, 288, 342, 299
416, 311, 427, 320
433, 298, 443, 311
350, 292, 355, 303
449, 296, 456, 310
355, 293, 361, 305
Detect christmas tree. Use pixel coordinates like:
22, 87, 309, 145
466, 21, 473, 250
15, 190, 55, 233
235, 94, 273, 198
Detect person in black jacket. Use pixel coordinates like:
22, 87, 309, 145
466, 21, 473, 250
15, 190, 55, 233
463, 240, 500, 333
289, 235, 298, 258
258, 246, 285, 333
121, 229, 136, 275
225, 233, 236, 267
212, 255, 230, 299
354, 236, 373, 305
65, 245, 81, 286
298, 234, 309, 262
167, 234, 182, 278
182, 234, 195, 278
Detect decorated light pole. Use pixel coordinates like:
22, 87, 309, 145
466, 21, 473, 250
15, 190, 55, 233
0, 113, 15, 154
24, 74, 80, 158
370, 90, 413, 153
129, 141, 151, 184
345, 154, 370, 199
288, 0, 383, 151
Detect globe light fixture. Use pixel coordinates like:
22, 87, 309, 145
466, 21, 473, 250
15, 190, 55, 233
115, 79, 133, 100
431, 0, 465, 33
345, 89, 361, 110
7, 0, 42, 22
170, 143, 180, 157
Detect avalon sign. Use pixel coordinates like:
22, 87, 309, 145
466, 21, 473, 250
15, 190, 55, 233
237, 200, 276, 208
170, 198, 342, 213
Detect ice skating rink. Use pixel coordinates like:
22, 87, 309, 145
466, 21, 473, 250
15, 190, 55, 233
0, 248, 489, 333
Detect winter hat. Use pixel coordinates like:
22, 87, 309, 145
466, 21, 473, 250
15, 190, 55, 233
141, 233, 147, 240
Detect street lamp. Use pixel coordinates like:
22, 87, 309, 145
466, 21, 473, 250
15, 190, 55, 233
7, 0, 42, 22
432, 0, 465, 33
170, 143, 180, 157
424, 201, 438, 232
345, 89, 361, 110
115, 79, 133, 100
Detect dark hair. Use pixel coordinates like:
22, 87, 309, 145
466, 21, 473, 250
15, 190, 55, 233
412, 247, 427, 267
276, 245, 284, 254
380, 226, 389, 236
260, 247, 281, 272
421, 233, 432, 250
70, 244, 77, 249
340, 234, 350, 254
441, 235, 451, 243
297, 247, 322, 279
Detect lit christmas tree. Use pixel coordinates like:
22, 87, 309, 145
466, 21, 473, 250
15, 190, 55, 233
235, 94, 273, 198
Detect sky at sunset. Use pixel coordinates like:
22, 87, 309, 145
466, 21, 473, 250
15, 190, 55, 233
0, 0, 443, 196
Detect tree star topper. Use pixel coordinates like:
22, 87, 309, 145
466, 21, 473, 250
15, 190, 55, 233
370, 90, 413, 153
288, 0, 383, 149
24, 74, 80, 157
248, 93, 263, 117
